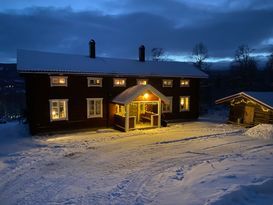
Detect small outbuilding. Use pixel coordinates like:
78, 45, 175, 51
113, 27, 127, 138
215, 92, 273, 126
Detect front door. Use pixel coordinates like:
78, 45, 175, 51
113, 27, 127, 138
244, 106, 254, 124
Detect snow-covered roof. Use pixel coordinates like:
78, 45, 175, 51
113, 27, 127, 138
112, 84, 170, 105
17, 49, 208, 78
215, 92, 273, 110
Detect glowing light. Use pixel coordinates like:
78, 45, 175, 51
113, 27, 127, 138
143, 93, 149, 99
180, 80, 189, 87
230, 99, 270, 112
138, 80, 147, 85
59, 78, 66, 84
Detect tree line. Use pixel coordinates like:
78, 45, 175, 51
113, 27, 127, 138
150, 43, 273, 110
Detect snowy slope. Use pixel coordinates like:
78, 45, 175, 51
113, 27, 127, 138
0, 121, 273, 205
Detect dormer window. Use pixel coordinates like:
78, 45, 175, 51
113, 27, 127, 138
88, 77, 102, 87
114, 78, 126, 87
180, 79, 190, 87
50, 76, 67, 87
137, 79, 148, 85
163, 79, 173, 87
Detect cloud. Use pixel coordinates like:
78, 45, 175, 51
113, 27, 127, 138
0, 1, 273, 62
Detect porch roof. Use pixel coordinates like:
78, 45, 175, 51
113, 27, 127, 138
112, 84, 170, 105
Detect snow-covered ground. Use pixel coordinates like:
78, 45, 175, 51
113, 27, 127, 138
0, 120, 273, 205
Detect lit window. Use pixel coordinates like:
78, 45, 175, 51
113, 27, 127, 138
113, 78, 126, 87
180, 79, 190, 87
115, 104, 125, 116
49, 99, 68, 121
162, 97, 173, 113
137, 79, 148, 85
180, 96, 190, 112
87, 77, 102, 87
50, 76, 68, 87
163, 79, 173, 87
87, 98, 103, 118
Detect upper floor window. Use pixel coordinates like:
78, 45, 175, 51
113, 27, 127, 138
50, 76, 67, 87
180, 96, 190, 112
162, 96, 173, 113
163, 79, 173, 87
49, 99, 68, 121
137, 79, 148, 85
88, 77, 102, 87
113, 78, 126, 87
180, 79, 190, 87
87, 98, 103, 118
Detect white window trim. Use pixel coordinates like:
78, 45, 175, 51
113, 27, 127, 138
162, 79, 173, 88
137, 79, 148, 85
87, 98, 103, 118
162, 96, 173, 113
113, 78, 126, 87
50, 76, 68, 87
87, 77, 103, 87
179, 96, 190, 112
49, 99, 69, 122
180, 79, 190, 87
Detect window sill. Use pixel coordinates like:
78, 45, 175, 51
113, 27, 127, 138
87, 116, 103, 118
50, 118, 68, 122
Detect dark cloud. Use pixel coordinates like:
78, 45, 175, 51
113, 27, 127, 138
0, 0, 273, 62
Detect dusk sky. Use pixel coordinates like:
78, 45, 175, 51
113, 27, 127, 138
1, 0, 273, 64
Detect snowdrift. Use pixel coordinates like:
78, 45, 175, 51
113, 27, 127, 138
245, 124, 273, 140
206, 178, 273, 205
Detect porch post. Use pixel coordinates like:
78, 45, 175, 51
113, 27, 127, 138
158, 99, 161, 128
125, 104, 129, 132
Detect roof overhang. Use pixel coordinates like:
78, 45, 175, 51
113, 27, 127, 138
112, 84, 170, 105
17, 49, 208, 78
215, 92, 273, 110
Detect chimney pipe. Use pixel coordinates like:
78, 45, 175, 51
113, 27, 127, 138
139, 45, 145, 62
89, 39, 96, 58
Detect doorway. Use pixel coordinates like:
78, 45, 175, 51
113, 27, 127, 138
244, 106, 254, 124
129, 101, 159, 128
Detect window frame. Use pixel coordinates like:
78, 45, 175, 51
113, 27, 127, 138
87, 77, 103, 87
180, 79, 190, 87
179, 96, 190, 112
49, 99, 69, 121
162, 96, 173, 113
50, 76, 68, 87
162, 79, 173, 88
137, 79, 148, 85
87, 98, 103, 118
113, 78, 126, 87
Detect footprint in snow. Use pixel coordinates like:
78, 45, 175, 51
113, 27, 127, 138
135, 196, 152, 205
110, 179, 130, 198
172, 167, 184, 181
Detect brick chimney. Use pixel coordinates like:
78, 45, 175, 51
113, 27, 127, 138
139, 45, 145, 62
89, 39, 96, 58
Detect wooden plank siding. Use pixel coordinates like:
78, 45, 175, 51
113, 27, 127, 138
22, 74, 200, 134
228, 96, 273, 125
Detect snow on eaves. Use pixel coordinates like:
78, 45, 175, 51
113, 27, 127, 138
112, 84, 170, 105
216, 91, 273, 110
16, 49, 208, 78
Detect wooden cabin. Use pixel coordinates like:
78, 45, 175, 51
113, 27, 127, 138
216, 92, 273, 126
17, 39, 208, 134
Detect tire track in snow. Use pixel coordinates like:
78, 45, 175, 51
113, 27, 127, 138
156, 130, 244, 145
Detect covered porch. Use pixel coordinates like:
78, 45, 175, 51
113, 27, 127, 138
112, 84, 169, 131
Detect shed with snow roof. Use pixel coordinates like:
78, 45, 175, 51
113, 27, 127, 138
216, 92, 273, 126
